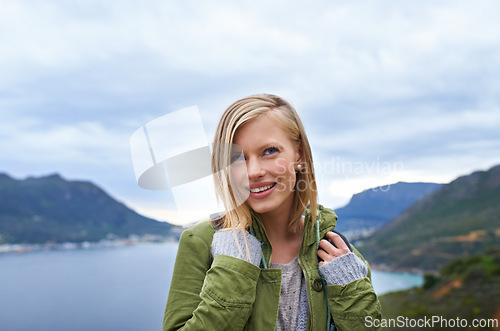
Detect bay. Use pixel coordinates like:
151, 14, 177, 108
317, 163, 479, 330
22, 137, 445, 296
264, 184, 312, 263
371, 270, 423, 295
0, 244, 422, 331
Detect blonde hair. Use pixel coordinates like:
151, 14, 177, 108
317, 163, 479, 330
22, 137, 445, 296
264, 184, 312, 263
212, 94, 318, 233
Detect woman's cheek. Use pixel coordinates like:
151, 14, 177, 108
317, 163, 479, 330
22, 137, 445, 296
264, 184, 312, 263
275, 161, 288, 175
230, 164, 249, 198
274, 179, 288, 192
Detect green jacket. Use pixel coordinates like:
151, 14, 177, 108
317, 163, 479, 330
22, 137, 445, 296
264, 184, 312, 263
163, 205, 381, 330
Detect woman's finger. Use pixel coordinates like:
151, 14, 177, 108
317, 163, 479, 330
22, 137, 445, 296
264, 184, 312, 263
318, 239, 336, 256
317, 248, 333, 263
324, 232, 350, 256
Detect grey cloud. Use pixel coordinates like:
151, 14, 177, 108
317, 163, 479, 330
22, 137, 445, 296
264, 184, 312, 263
2, 0, 500, 215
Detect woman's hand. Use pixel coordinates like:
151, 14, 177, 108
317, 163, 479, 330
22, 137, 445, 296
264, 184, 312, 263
317, 231, 350, 266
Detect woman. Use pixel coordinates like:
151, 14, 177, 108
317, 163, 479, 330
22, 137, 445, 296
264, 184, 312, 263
163, 94, 381, 330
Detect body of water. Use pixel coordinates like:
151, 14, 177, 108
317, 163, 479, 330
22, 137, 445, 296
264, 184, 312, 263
0, 244, 422, 331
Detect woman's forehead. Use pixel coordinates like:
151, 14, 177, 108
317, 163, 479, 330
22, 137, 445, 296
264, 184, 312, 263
235, 114, 288, 140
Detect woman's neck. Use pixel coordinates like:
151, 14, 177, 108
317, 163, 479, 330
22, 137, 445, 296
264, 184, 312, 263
259, 211, 304, 264
257, 192, 296, 240
260, 211, 295, 241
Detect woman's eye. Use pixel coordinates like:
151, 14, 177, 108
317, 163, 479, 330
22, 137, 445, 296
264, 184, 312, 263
264, 147, 279, 155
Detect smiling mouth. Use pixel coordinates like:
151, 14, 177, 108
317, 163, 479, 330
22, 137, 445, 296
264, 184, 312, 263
249, 183, 276, 193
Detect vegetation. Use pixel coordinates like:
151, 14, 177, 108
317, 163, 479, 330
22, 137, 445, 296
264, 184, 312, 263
379, 247, 500, 330
0, 173, 175, 244
360, 165, 500, 272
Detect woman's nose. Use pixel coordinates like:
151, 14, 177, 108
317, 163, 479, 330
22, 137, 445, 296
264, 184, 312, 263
246, 158, 265, 178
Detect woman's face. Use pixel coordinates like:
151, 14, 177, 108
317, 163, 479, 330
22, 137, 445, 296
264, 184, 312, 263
231, 114, 301, 218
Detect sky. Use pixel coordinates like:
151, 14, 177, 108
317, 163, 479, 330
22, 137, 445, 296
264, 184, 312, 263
1, 0, 500, 223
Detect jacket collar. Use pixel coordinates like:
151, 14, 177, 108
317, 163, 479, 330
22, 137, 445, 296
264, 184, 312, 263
303, 204, 338, 246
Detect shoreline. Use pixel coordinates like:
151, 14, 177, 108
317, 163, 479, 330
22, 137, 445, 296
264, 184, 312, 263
1, 240, 435, 276
0, 237, 178, 255
370, 262, 438, 275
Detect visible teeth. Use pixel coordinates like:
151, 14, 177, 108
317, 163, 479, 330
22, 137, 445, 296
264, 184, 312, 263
250, 183, 274, 193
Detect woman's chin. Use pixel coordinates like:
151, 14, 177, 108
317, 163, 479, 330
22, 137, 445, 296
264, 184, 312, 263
247, 203, 270, 215
247, 202, 279, 216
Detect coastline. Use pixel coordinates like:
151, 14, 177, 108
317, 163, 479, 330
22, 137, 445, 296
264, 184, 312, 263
2, 239, 433, 277
0, 235, 177, 255
370, 262, 438, 276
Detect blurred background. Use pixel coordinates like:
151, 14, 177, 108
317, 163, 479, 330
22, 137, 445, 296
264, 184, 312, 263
1, 0, 499, 330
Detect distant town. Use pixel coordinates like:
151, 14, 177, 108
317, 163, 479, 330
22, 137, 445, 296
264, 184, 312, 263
0, 234, 178, 255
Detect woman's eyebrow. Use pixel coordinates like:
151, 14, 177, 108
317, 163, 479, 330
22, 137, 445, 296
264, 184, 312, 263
257, 141, 285, 150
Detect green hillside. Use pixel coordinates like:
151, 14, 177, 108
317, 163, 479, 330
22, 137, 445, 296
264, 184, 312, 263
360, 165, 500, 272
0, 173, 174, 244
379, 247, 500, 330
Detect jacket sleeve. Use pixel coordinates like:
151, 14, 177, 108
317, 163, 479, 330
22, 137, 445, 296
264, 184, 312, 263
325, 246, 382, 331
162, 229, 261, 331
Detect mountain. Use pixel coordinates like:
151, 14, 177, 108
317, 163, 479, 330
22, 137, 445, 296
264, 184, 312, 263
360, 165, 500, 272
334, 182, 442, 237
0, 173, 174, 244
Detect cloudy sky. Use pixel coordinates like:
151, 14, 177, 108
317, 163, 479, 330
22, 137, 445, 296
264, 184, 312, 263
1, 0, 500, 223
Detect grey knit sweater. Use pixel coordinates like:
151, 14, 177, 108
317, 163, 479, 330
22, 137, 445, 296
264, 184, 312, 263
270, 257, 309, 330
211, 230, 368, 330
